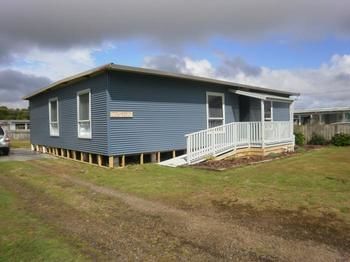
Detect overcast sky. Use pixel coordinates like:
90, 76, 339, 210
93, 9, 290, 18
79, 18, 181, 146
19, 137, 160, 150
0, 0, 350, 108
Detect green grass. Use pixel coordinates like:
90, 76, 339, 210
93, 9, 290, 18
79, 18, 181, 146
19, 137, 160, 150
0, 146, 349, 259
2, 145, 347, 222
1, 146, 350, 223
71, 147, 350, 214
10, 140, 30, 149
0, 185, 86, 261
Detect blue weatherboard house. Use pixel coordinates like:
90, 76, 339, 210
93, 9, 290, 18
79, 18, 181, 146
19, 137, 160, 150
24, 63, 298, 167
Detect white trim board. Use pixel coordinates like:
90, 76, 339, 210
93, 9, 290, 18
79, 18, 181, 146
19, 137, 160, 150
206, 91, 225, 129
48, 97, 59, 137
230, 89, 294, 102
77, 89, 92, 139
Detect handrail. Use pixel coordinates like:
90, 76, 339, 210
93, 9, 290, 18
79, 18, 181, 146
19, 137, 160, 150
185, 121, 261, 137
185, 121, 293, 164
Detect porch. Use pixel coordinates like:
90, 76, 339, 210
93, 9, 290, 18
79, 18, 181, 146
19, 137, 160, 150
185, 120, 294, 164
160, 89, 295, 167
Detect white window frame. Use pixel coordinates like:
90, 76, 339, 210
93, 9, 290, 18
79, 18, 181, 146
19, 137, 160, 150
264, 100, 273, 122
49, 97, 59, 136
206, 92, 225, 129
77, 89, 92, 139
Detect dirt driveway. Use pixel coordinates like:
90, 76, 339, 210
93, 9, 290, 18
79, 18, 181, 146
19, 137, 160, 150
0, 148, 53, 161
1, 160, 349, 261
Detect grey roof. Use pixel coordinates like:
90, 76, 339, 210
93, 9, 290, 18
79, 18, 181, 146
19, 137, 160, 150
295, 107, 350, 114
23, 63, 299, 100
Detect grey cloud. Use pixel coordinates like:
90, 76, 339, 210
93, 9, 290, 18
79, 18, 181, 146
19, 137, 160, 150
0, 70, 51, 107
143, 55, 187, 73
143, 54, 261, 77
217, 57, 262, 78
333, 73, 350, 84
143, 53, 350, 109
1, 0, 350, 63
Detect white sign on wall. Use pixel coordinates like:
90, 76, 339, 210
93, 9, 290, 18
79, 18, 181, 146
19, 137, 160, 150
110, 111, 134, 118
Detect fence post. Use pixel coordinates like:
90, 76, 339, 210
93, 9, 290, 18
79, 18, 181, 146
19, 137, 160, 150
186, 135, 191, 164
211, 131, 215, 155
247, 122, 251, 148
289, 102, 294, 143
261, 100, 265, 148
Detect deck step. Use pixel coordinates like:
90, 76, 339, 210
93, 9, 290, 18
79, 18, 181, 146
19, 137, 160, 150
159, 154, 188, 167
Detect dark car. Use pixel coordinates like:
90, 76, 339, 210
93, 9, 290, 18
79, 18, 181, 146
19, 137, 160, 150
0, 126, 10, 155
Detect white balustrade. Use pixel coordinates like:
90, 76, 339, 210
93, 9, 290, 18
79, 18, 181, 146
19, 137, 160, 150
185, 121, 292, 164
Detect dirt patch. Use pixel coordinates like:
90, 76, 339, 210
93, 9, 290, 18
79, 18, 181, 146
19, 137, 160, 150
193, 152, 294, 170
211, 200, 350, 253
193, 145, 332, 171
302, 145, 326, 150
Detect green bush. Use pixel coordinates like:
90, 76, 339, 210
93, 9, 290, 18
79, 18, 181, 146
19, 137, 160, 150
331, 133, 350, 146
294, 132, 305, 146
309, 133, 328, 145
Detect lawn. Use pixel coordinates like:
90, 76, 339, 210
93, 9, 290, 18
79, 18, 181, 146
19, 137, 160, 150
2, 146, 350, 222
0, 184, 86, 262
49, 146, 350, 222
10, 139, 30, 149
0, 146, 349, 260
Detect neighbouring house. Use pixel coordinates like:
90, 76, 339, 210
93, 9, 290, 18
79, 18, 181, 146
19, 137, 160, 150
294, 107, 350, 125
24, 63, 298, 167
0, 119, 30, 131
0, 120, 31, 140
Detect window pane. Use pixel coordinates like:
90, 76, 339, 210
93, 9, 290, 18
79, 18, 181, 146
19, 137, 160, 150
264, 101, 272, 120
208, 95, 223, 118
345, 113, 350, 121
50, 123, 59, 136
79, 93, 90, 120
0, 127, 4, 136
15, 123, 25, 130
209, 119, 223, 128
336, 113, 343, 122
50, 100, 58, 122
79, 121, 91, 137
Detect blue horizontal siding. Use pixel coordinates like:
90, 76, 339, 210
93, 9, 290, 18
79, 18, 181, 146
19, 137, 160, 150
30, 70, 293, 157
107, 71, 239, 155
30, 73, 109, 155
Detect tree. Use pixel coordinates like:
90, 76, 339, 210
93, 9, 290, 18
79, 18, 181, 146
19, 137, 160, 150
0, 106, 29, 120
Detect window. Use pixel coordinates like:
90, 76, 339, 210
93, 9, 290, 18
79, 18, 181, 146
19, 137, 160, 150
15, 123, 26, 130
264, 101, 272, 121
77, 89, 91, 138
207, 92, 225, 128
49, 98, 59, 136
345, 112, 350, 122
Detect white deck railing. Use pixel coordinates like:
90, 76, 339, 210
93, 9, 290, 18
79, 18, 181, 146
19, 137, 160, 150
185, 121, 293, 164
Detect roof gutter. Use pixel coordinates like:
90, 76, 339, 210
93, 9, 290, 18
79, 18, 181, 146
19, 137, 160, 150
23, 63, 113, 100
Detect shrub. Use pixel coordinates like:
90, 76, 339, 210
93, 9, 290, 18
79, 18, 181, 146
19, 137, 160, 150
294, 132, 305, 146
331, 133, 350, 146
309, 133, 328, 145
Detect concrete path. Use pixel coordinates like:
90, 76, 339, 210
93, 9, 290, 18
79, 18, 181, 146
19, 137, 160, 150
0, 148, 54, 162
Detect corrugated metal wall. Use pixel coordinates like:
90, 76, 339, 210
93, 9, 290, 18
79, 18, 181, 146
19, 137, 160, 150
30, 73, 109, 155
107, 71, 239, 155
29, 69, 291, 157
